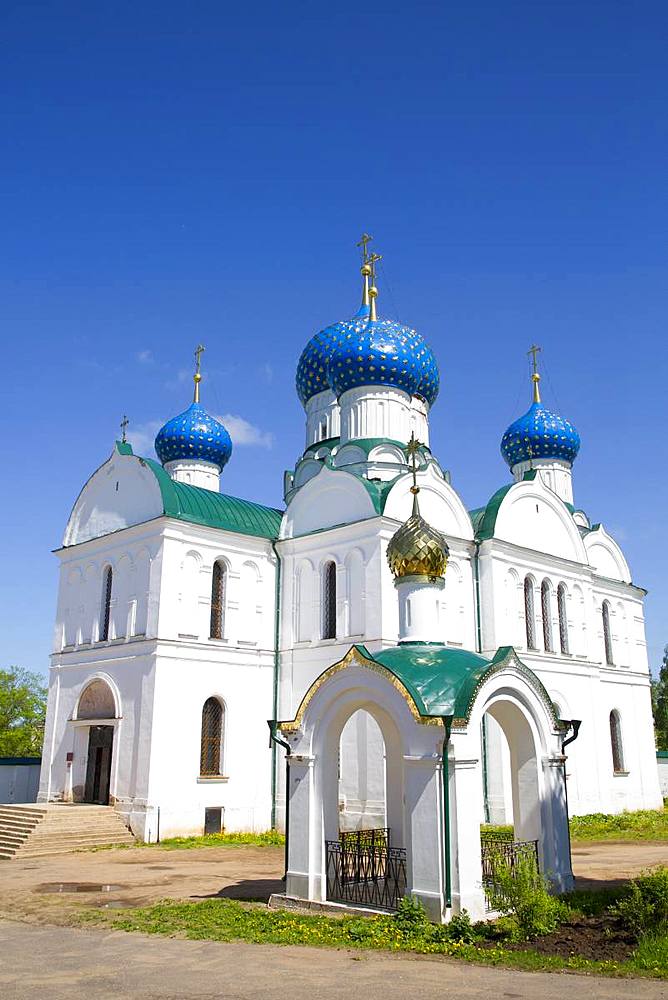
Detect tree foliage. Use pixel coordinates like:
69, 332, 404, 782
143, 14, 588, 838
0, 667, 47, 757
652, 646, 668, 751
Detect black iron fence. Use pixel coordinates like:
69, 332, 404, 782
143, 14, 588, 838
326, 828, 406, 912
480, 831, 540, 909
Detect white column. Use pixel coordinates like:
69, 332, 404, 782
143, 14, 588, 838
449, 750, 486, 920
403, 754, 446, 922
284, 754, 317, 901
540, 753, 574, 893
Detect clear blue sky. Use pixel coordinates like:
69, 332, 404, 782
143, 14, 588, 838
1, 1, 666, 677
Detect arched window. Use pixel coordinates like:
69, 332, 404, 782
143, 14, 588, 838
200, 697, 224, 776
210, 560, 226, 639
322, 561, 337, 640
602, 600, 614, 665
609, 710, 624, 773
100, 566, 113, 641
541, 579, 553, 652
524, 577, 536, 650
557, 583, 569, 654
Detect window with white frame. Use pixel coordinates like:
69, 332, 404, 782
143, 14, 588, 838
322, 561, 337, 640
557, 583, 569, 654
200, 697, 225, 776
609, 710, 625, 773
524, 576, 536, 650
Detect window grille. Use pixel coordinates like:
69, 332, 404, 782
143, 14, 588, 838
610, 710, 624, 773
200, 697, 224, 776
524, 577, 536, 650
322, 561, 337, 640
602, 601, 614, 665
541, 580, 553, 652
210, 561, 226, 639
100, 566, 113, 641
557, 583, 569, 654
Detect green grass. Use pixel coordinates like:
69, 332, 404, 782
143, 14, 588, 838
86, 896, 668, 979
139, 830, 285, 850
569, 808, 668, 842
481, 807, 668, 843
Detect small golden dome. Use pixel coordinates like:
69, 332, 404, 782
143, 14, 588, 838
387, 492, 449, 580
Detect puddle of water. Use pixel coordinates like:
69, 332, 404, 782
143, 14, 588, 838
36, 882, 124, 894
100, 899, 135, 909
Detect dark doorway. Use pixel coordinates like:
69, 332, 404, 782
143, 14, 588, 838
84, 726, 113, 804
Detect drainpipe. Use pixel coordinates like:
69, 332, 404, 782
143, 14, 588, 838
270, 540, 282, 830
561, 719, 581, 883
472, 541, 483, 654
441, 716, 453, 910
481, 713, 490, 824
268, 721, 291, 881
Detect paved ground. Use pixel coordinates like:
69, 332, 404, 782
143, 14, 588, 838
1, 920, 667, 1000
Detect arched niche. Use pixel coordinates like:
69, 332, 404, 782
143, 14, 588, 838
75, 678, 119, 720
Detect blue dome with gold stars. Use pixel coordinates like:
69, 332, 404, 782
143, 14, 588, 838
155, 402, 232, 471
326, 313, 439, 404
296, 304, 369, 406
500, 401, 580, 468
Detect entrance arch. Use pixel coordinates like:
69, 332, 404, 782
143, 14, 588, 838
74, 677, 119, 805
277, 644, 573, 923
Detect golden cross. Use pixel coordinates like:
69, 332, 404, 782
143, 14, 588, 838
367, 252, 383, 291
406, 431, 422, 494
356, 233, 373, 263
527, 344, 541, 376
120, 414, 129, 443
194, 343, 205, 375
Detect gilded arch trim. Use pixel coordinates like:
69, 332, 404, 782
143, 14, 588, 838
278, 645, 441, 733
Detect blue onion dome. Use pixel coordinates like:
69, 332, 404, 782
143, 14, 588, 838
500, 401, 580, 468
326, 313, 440, 405
296, 303, 370, 406
155, 402, 233, 471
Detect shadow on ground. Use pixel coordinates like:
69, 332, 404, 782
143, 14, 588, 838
194, 878, 285, 903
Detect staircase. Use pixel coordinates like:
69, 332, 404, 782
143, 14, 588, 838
0, 804, 135, 860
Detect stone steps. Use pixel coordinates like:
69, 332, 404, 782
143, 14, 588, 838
0, 804, 135, 860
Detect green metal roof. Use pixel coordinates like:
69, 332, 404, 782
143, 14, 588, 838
350, 643, 557, 724
366, 644, 492, 718
120, 444, 283, 539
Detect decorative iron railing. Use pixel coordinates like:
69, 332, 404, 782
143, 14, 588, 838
480, 833, 540, 909
326, 828, 406, 912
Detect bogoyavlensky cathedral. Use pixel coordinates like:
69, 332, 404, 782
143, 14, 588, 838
39, 239, 661, 901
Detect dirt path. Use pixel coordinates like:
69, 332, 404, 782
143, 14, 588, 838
2, 920, 667, 1000
0, 840, 665, 926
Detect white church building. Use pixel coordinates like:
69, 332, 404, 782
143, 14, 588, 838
38, 243, 661, 886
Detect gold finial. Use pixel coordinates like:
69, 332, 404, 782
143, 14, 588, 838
406, 431, 422, 497
120, 414, 129, 444
193, 343, 205, 403
528, 344, 542, 403
357, 233, 373, 307
368, 251, 382, 321
386, 436, 449, 580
